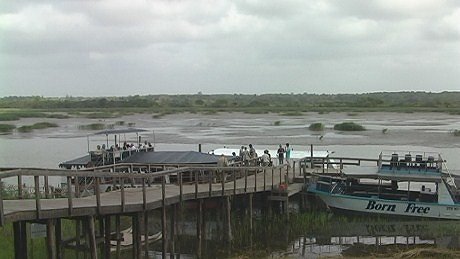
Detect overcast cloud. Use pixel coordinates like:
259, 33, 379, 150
1, 0, 459, 96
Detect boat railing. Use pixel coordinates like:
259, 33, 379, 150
378, 150, 443, 173
89, 146, 155, 167
442, 161, 457, 189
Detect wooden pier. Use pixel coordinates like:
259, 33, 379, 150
0, 159, 316, 259
0, 155, 380, 259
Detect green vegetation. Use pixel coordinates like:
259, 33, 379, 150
273, 121, 281, 126
453, 130, 460, 137
17, 122, 59, 133
309, 122, 325, 131
77, 123, 106, 130
279, 111, 302, 116
382, 128, 388, 134
334, 122, 366, 131
0, 92, 459, 116
0, 124, 15, 133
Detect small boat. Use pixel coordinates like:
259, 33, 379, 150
308, 151, 460, 219
210, 147, 336, 168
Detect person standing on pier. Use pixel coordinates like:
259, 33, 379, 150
285, 143, 291, 166
277, 144, 285, 165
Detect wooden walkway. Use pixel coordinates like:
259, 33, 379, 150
2, 166, 294, 223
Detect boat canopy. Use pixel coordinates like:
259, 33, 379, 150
121, 151, 219, 165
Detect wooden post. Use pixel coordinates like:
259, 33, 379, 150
144, 211, 149, 259
87, 216, 98, 259
310, 144, 314, 169
254, 168, 257, 192
249, 193, 253, 249
47, 219, 57, 259
44, 175, 50, 199
233, 169, 236, 197
197, 199, 203, 259
208, 170, 212, 197
120, 178, 125, 212
34, 175, 41, 219
195, 171, 198, 199
75, 176, 80, 198
225, 196, 232, 243
271, 167, 274, 188
17, 176, 23, 199
221, 171, 225, 196
0, 181, 4, 226
179, 172, 183, 204
13, 221, 28, 259
67, 176, 73, 215
263, 168, 266, 191
293, 160, 296, 179
96, 177, 101, 214
162, 176, 167, 259
170, 205, 176, 259
115, 215, 121, 259
104, 216, 111, 259
142, 178, 147, 210
56, 219, 62, 259
244, 168, 248, 193
75, 219, 81, 258
132, 213, 142, 259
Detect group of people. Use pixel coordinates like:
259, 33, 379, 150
91, 141, 154, 164
277, 143, 291, 165
229, 143, 292, 167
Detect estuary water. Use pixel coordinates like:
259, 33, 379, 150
1, 111, 460, 258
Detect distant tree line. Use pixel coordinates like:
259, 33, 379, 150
0, 92, 459, 110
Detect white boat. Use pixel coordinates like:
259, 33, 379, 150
308, 151, 460, 219
209, 147, 335, 168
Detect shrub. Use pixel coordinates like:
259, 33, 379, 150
0, 124, 15, 133
31, 122, 58, 129
78, 123, 106, 130
453, 130, 460, 137
274, 121, 281, 126
17, 125, 33, 133
309, 123, 324, 131
333, 122, 366, 131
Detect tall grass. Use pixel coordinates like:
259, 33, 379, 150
77, 123, 106, 130
17, 122, 59, 133
333, 122, 366, 131
309, 122, 324, 131
0, 124, 15, 133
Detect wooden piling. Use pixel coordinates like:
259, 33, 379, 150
13, 221, 27, 259
225, 196, 232, 243
104, 216, 111, 259
115, 215, 121, 259
47, 219, 57, 259
87, 216, 98, 259
56, 218, 62, 259
197, 199, 203, 259
170, 205, 177, 259
144, 211, 149, 259
162, 176, 167, 259
34, 175, 41, 219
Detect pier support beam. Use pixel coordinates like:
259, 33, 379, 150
225, 196, 232, 243
104, 215, 111, 259
86, 216, 98, 259
197, 199, 203, 258
46, 219, 57, 259
13, 221, 28, 259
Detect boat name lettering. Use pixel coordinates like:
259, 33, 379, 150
365, 201, 396, 212
404, 203, 430, 214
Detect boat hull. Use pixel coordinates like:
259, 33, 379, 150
311, 190, 460, 220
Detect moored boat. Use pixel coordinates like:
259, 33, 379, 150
308, 151, 460, 219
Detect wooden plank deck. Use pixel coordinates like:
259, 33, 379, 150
2, 168, 294, 223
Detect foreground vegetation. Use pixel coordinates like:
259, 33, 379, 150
0, 92, 459, 121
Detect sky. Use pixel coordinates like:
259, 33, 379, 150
1, 0, 459, 97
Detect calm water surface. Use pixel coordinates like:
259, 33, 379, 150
1, 112, 459, 258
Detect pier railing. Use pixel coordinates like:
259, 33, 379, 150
0, 162, 293, 226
